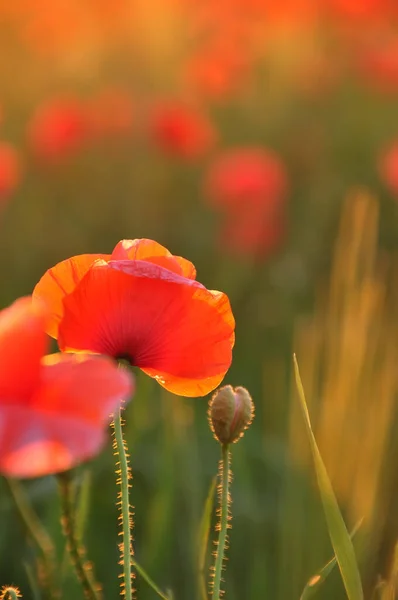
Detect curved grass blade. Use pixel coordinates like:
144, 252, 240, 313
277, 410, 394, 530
131, 557, 172, 600
293, 354, 364, 600
300, 519, 363, 599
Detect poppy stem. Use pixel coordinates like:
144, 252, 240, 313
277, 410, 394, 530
113, 406, 134, 600
4, 478, 59, 599
58, 471, 103, 600
211, 443, 231, 600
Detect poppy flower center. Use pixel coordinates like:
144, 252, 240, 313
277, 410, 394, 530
115, 352, 134, 366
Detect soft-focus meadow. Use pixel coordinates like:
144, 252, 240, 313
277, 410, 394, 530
3, 2, 398, 599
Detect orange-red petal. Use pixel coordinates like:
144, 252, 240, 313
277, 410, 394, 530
0, 297, 48, 402
111, 239, 196, 279
33, 253, 111, 338
58, 260, 234, 396
0, 354, 133, 478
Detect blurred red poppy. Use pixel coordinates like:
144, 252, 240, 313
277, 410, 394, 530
33, 239, 235, 397
0, 297, 133, 478
326, 0, 395, 21
220, 211, 286, 259
87, 88, 134, 139
379, 141, 398, 195
204, 147, 288, 214
0, 142, 21, 202
27, 97, 88, 163
358, 39, 398, 94
149, 101, 216, 159
184, 44, 250, 100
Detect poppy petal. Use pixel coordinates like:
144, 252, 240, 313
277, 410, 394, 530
0, 297, 47, 401
0, 354, 133, 478
0, 407, 106, 478
111, 239, 196, 279
58, 260, 234, 396
33, 253, 111, 338
35, 353, 134, 421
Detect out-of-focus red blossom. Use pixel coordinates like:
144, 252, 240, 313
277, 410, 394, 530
358, 40, 398, 94
219, 212, 286, 259
326, 0, 397, 21
33, 239, 235, 397
204, 147, 288, 213
379, 142, 398, 195
0, 297, 133, 479
184, 45, 250, 100
204, 147, 288, 260
87, 88, 134, 139
149, 102, 216, 159
27, 97, 89, 163
0, 143, 21, 202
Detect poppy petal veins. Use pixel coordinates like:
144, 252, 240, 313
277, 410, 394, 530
33, 253, 111, 338
58, 259, 234, 396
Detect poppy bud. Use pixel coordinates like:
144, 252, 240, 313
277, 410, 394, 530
209, 385, 254, 445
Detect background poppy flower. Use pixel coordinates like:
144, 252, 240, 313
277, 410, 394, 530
379, 141, 398, 196
220, 211, 286, 259
149, 101, 216, 160
358, 39, 398, 94
33, 239, 234, 397
204, 147, 288, 213
27, 96, 89, 163
0, 296, 133, 479
0, 142, 22, 203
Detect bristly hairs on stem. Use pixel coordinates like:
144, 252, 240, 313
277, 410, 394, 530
0, 587, 21, 600
58, 471, 103, 600
210, 444, 232, 600
112, 405, 135, 600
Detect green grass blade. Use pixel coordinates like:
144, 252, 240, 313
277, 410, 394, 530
293, 354, 364, 600
300, 519, 363, 599
198, 477, 217, 600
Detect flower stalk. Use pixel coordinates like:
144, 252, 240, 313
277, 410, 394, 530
58, 471, 102, 600
113, 406, 134, 600
211, 443, 231, 600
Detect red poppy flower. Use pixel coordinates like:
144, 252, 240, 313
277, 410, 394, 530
358, 39, 398, 94
184, 45, 250, 100
0, 297, 133, 479
204, 147, 288, 214
33, 239, 234, 397
0, 142, 21, 202
149, 101, 216, 159
27, 97, 88, 163
379, 141, 398, 195
219, 211, 286, 259
326, 0, 395, 21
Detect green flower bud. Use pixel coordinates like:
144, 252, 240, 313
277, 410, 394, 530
208, 385, 254, 445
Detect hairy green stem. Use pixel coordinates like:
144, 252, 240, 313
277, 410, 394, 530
113, 407, 134, 600
58, 471, 102, 600
4, 478, 58, 598
212, 444, 230, 600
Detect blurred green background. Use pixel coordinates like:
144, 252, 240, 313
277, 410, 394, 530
2, 1, 398, 598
